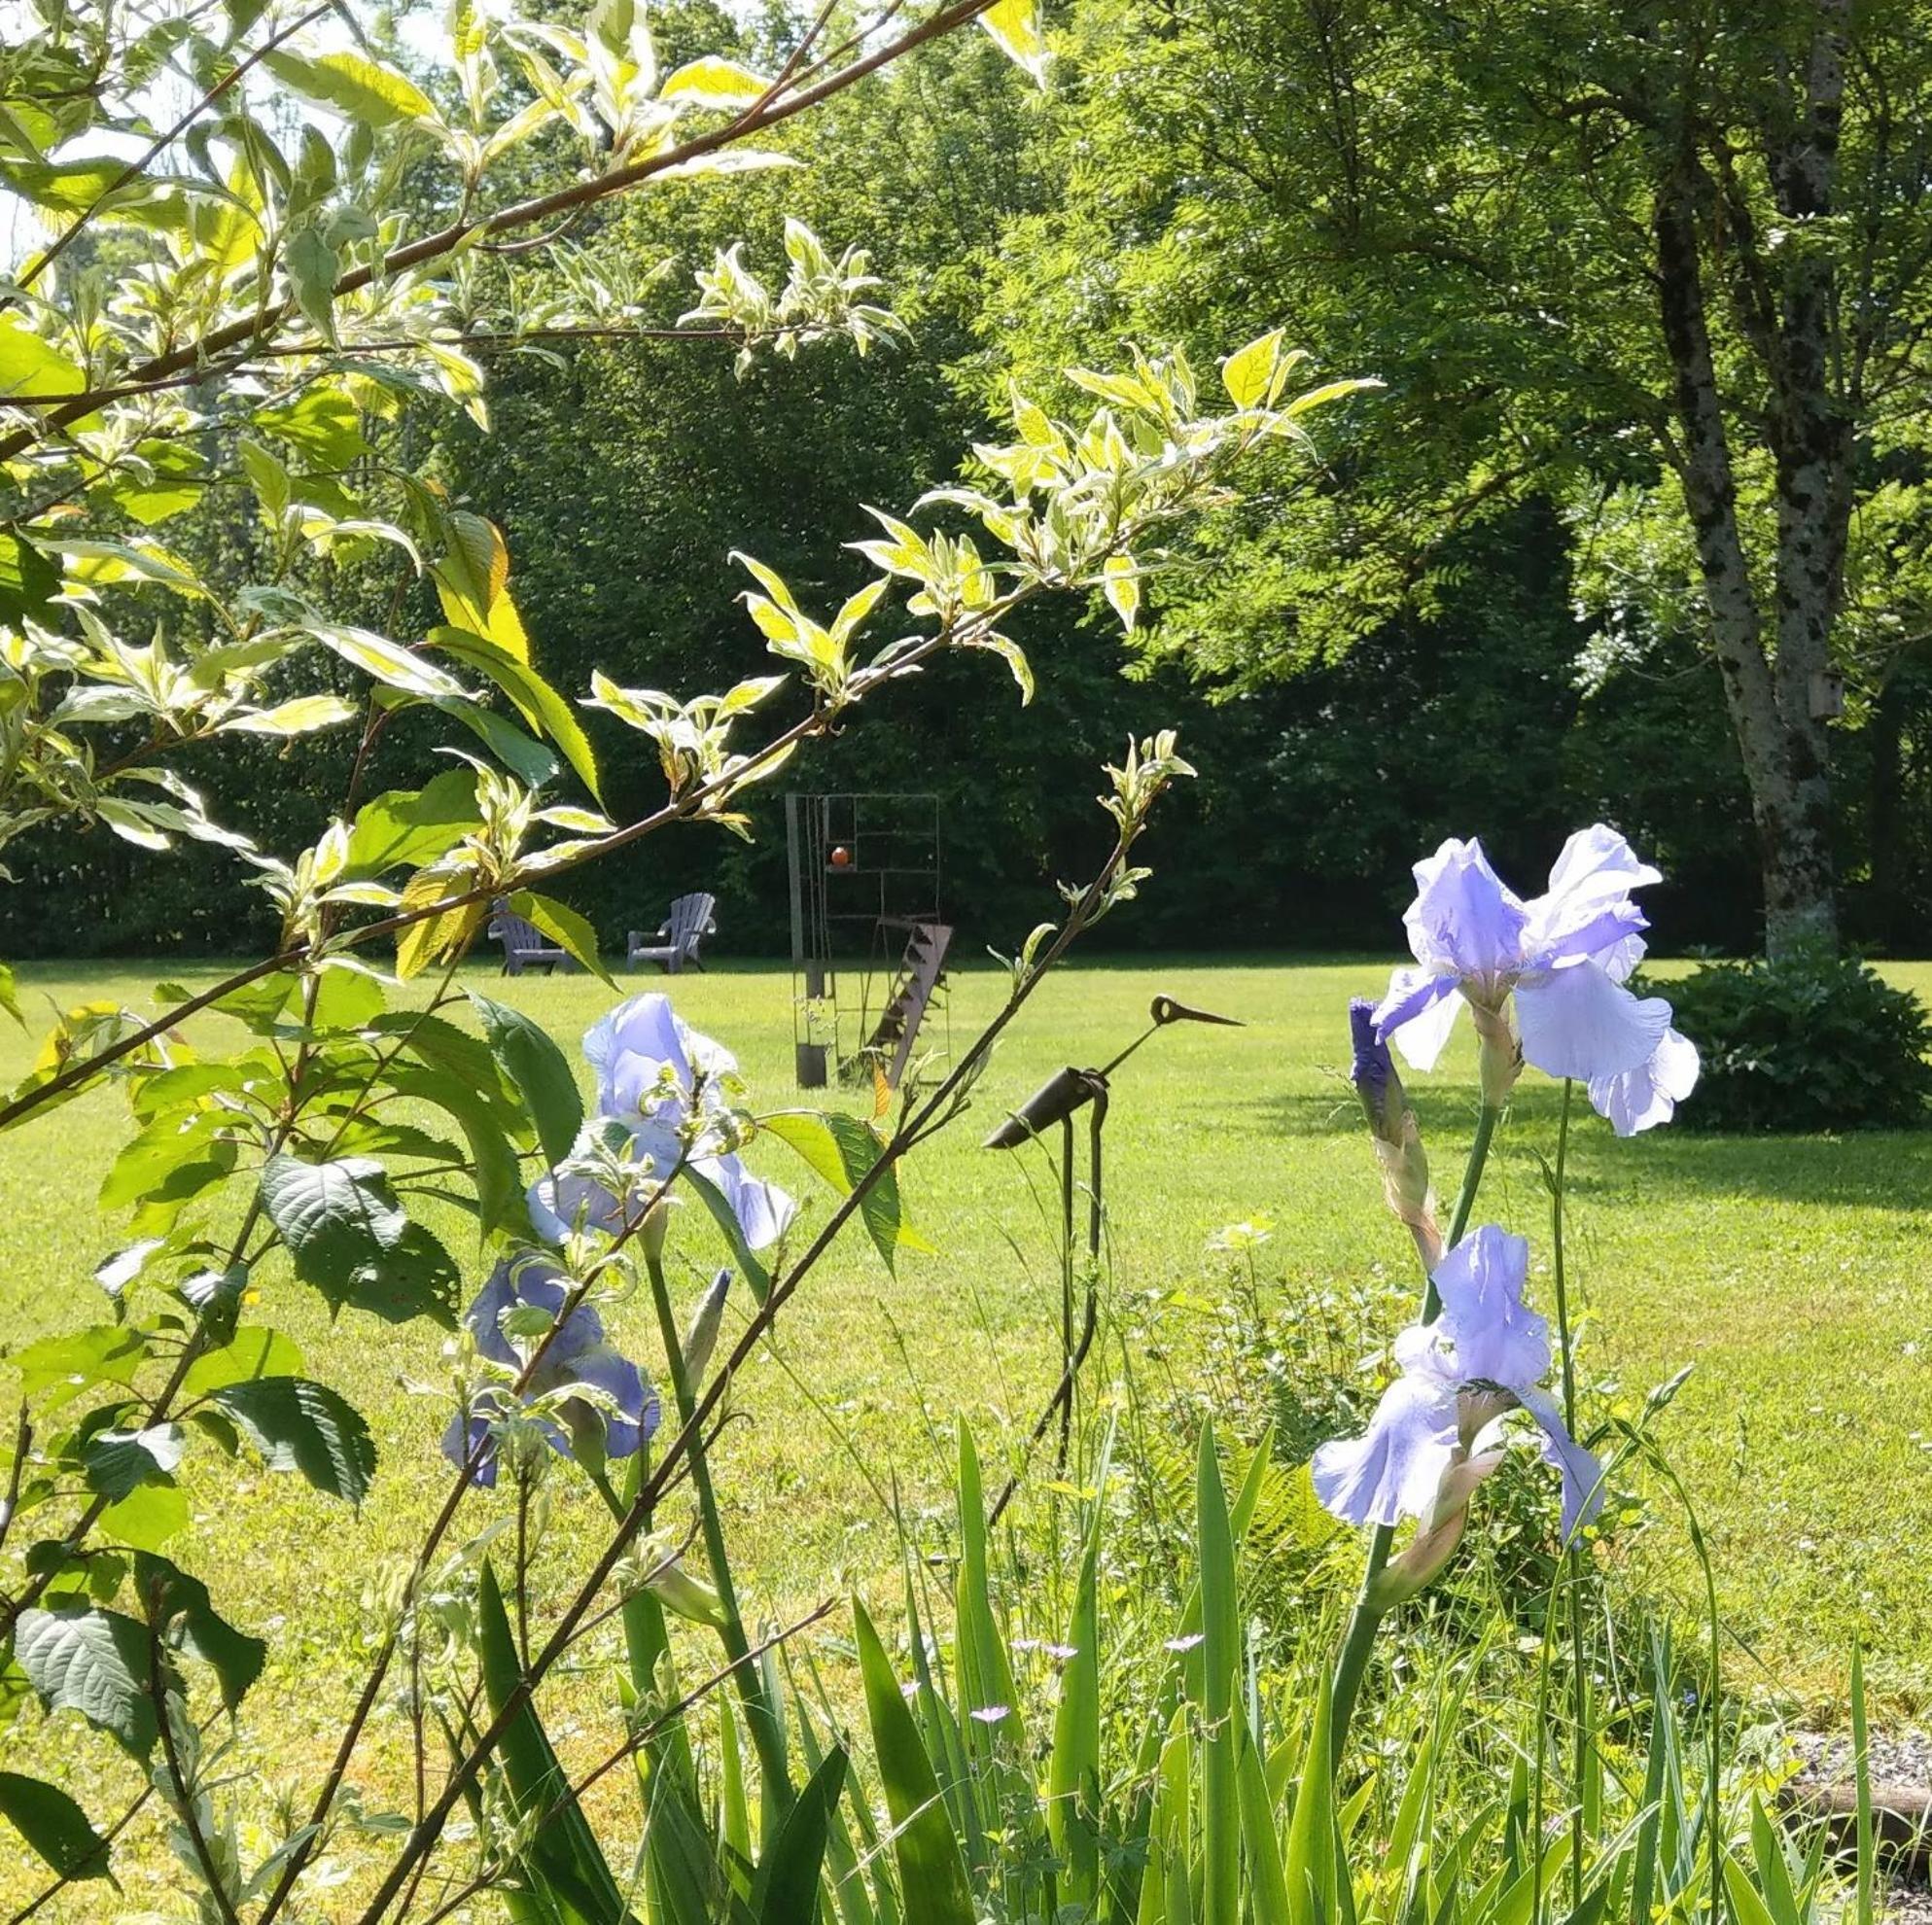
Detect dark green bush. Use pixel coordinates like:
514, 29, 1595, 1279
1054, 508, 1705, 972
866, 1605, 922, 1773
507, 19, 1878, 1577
1646, 945, 1932, 1132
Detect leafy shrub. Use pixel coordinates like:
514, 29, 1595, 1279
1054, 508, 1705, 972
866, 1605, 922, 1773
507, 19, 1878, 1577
1647, 944, 1932, 1132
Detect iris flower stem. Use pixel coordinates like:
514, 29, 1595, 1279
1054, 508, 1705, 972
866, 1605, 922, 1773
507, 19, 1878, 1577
643, 1249, 795, 1829
1329, 1099, 1505, 1762
1551, 1079, 1588, 1912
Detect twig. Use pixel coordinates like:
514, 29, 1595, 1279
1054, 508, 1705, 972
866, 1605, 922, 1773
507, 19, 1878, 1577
0, 327, 749, 410
0, 0, 1003, 465
0, 1401, 30, 1558
0, 584, 1036, 1133
148, 1620, 243, 1925
10, 3, 334, 298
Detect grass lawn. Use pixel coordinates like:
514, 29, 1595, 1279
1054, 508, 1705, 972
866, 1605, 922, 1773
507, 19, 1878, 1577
2, 953, 1929, 1911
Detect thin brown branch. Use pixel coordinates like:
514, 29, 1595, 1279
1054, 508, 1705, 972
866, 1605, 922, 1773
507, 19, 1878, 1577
148, 1621, 243, 1925
10, 3, 334, 298
0, 328, 747, 410
348, 825, 1140, 1923
0, 0, 1001, 465
0, 584, 1034, 1134
0, 1401, 29, 1559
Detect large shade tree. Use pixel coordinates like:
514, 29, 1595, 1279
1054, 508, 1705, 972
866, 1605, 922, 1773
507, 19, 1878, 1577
989, 0, 1932, 955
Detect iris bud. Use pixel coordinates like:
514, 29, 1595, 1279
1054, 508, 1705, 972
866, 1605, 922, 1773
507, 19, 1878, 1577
1350, 999, 1442, 1270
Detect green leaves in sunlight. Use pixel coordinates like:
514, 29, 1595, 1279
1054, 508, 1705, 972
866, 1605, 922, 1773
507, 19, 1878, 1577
428, 628, 603, 803
471, 992, 583, 1167
259, 1153, 459, 1324
210, 1377, 375, 1506
852, 1596, 975, 1925
14, 1605, 157, 1757
344, 769, 483, 879
759, 1109, 931, 1272
502, 890, 612, 986
753, 1743, 847, 1924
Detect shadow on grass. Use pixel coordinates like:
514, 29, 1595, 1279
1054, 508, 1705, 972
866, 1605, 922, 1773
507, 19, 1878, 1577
1598, 1127, 1931, 1210
1263, 1079, 1929, 1213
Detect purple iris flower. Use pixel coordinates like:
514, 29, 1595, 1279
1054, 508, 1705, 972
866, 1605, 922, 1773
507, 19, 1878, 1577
1372, 825, 1700, 1135
1311, 1225, 1603, 1544
442, 1253, 659, 1487
1349, 997, 1393, 1109
526, 994, 795, 1252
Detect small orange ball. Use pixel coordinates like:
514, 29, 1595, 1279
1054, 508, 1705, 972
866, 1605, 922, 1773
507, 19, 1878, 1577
830, 846, 852, 867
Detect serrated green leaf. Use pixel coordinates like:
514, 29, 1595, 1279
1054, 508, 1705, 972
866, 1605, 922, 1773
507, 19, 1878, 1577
132, 1554, 264, 1713
469, 993, 583, 1167
211, 1377, 375, 1504
12, 1326, 149, 1404
15, 1605, 156, 1757
283, 223, 339, 341
430, 695, 561, 788
181, 1327, 305, 1395
0, 312, 86, 400
97, 1482, 191, 1553
81, 1424, 183, 1500
260, 1153, 405, 1303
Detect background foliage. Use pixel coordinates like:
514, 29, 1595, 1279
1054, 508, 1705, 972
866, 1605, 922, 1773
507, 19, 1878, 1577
7, 5, 1895, 962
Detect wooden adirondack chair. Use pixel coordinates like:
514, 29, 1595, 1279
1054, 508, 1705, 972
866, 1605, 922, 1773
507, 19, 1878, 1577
628, 892, 717, 973
488, 899, 569, 975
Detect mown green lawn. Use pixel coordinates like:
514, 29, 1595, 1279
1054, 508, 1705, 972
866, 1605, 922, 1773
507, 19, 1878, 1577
1, 954, 1928, 1913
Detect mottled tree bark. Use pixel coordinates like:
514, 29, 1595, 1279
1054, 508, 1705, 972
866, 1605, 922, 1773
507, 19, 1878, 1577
1651, 0, 1850, 958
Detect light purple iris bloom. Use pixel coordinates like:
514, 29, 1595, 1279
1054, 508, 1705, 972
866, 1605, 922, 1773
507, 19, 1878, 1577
443, 1253, 659, 1487
1311, 1225, 1604, 1543
526, 993, 795, 1251
1372, 825, 1700, 1134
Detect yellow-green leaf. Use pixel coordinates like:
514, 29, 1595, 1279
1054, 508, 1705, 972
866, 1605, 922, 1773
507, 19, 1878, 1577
1221, 329, 1283, 409
660, 55, 770, 108
263, 51, 438, 127
0, 312, 86, 401
978, 0, 1049, 83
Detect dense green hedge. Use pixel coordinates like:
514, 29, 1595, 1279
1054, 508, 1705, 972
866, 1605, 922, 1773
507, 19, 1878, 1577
1652, 948, 1932, 1133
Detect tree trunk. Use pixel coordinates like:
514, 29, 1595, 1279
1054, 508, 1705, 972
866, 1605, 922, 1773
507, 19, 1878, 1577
1649, 1, 1852, 962
1653, 163, 1838, 959
1761, 0, 1852, 957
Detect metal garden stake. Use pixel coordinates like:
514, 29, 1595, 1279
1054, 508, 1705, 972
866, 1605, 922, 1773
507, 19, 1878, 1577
983, 995, 1242, 1518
